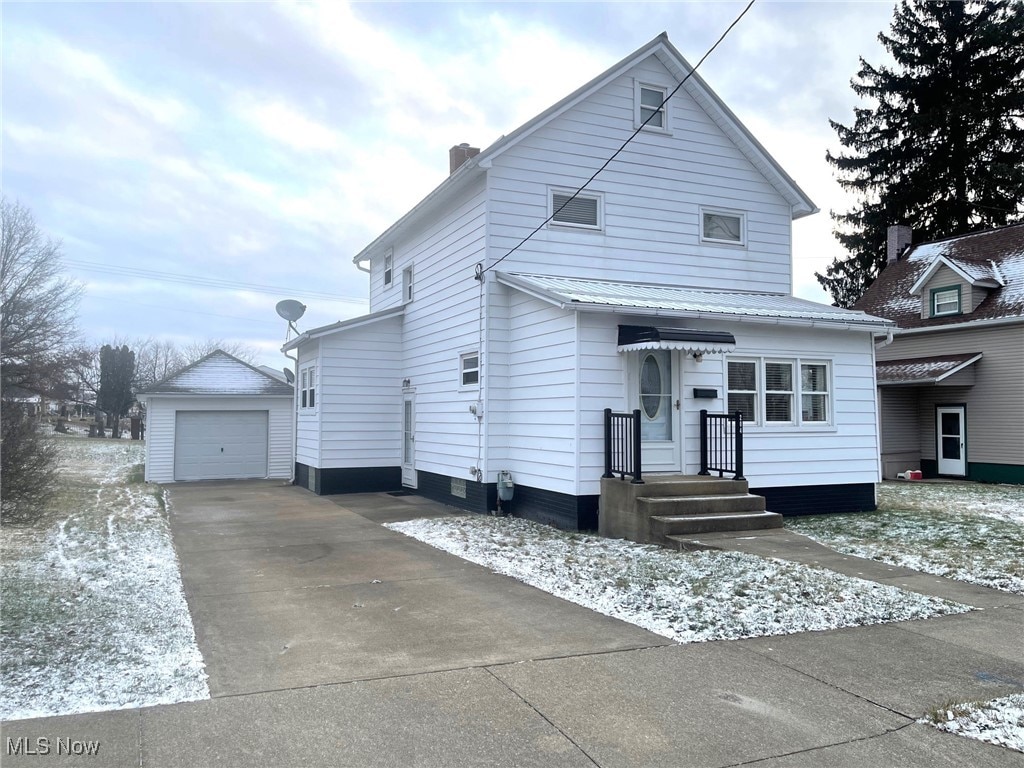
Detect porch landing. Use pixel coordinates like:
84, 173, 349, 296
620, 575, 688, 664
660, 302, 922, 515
599, 475, 782, 546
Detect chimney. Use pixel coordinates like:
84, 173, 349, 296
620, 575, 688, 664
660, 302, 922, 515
887, 225, 912, 264
449, 143, 480, 175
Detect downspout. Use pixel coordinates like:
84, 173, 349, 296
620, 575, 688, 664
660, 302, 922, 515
283, 347, 299, 485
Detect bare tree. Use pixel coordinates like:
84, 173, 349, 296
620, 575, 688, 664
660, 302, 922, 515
1, 198, 83, 523
179, 339, 259, 366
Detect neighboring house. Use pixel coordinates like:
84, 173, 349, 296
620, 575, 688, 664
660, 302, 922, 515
137, 350, 294, 483
855, 224, 1024, 484
285, 33, 892, 529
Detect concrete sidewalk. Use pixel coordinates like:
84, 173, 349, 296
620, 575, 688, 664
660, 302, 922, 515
2, 483, 1022, 767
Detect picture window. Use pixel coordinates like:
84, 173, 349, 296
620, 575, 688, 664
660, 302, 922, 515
701, 209, 745, 245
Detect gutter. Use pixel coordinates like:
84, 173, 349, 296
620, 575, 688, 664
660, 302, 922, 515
877, 314, 1024, 338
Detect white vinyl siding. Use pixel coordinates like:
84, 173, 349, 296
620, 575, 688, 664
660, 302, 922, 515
486, 53, 794, 293
143, 395, 293, 483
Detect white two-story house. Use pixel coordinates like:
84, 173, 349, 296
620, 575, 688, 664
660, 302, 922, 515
284, 33, 892, 530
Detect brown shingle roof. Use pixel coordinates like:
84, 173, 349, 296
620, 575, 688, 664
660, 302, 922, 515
854, 224, 1024, 329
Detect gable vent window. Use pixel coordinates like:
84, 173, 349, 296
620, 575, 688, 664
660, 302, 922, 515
551, 191, 601, 229
701, 208, 746, 245
931, 286, 961, 317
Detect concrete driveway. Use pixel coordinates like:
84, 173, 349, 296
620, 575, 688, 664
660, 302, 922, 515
2, 481, 1022, 767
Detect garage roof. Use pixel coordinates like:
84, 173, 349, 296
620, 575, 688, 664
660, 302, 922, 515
138, 350, 294, 396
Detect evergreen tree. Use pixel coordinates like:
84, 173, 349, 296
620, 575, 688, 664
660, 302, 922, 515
97, 344, 136, 438
819, 0, 1024, 307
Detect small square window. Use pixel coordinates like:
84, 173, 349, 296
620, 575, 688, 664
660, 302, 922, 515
701, 209, 745, 245
551, 191, 600, 229
931, 286, 960, 317
383, 250, 393, 287
460, 352, 479, 387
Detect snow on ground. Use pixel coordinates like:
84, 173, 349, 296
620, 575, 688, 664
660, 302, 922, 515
923, 693, 1024, 753
788, 481, 1024, 595
1, 436, 209, 721
386, 515, 969, 644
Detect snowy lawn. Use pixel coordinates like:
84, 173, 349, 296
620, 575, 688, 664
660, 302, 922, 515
787, 481, 1024, 595
922, 693, 1024, 753
386, 515, 969, 644
1, 436, 209, 721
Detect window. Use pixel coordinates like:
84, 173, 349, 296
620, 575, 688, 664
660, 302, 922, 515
801, 363, 829, 423
551, 191, 600, 229
765, 361, 794, 423
402, 265, 414, 303
931, 286, 961, 317
636, 83, 668, 130
727, 358, 832, 427
727, 361, 757, 423
299, 364, 316, 410
460, 352, 479, 387
383, 249, 393, 288
701, 208, 745, 245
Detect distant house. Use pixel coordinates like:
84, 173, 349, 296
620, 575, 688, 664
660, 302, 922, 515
137, 350, 294, 483
284, 33, 893, 530
855, 224, 1024, 484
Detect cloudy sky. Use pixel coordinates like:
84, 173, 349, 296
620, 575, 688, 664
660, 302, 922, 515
3, 1, 898, 369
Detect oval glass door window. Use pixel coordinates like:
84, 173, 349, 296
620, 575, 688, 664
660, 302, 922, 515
640, 351, 671, 440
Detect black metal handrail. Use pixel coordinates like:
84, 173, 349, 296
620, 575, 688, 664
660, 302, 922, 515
602, 408, 644, 484
698, 410, 745, 480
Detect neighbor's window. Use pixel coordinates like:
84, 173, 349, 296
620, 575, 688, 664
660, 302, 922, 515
727, 360, 757, 423
765, 361, 794, 423
637, 84, 667, 129
383, 249, 393, 287
551, 191, 601, 229
460, 352, 479, 387
931, 286, 960, 317
701, 209, 745, 245
801, 363, 829, 423
300, 364, 317, 410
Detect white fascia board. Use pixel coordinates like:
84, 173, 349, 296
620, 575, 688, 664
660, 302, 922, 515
282, 306, 404, 352
493, 271, 570, 307
909, 255, 978, 295
935, 353, 984, 382
886, 314, 1024, 337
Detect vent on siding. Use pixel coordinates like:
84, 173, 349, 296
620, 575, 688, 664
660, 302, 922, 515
552, 192, 599, 228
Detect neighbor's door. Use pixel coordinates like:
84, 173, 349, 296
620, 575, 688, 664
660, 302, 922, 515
402, 392, 417, 488
936, 405, 966, 477
629, 349, 682, 472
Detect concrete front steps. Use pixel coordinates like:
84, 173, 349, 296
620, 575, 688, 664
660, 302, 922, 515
599, 475, 782, 546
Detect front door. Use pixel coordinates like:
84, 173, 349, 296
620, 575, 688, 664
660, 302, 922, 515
936, 405, 966, 477
402, 392, 417, 488
630, 350, 681, 472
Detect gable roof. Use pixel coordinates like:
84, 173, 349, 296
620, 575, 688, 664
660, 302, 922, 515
352, 32, 816, 265
138, 350, 293, 397
854, 224, 1024, 329
497, 272, 891, 331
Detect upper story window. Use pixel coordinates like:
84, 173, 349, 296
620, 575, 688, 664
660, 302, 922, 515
550, 190, 601, 230
701, 208, 746, 246
930, 286, 961, 317
383, 249, 393, 288
299, 363, 317, 410
402, 265, 414, 303
460, 352, 479, 387
636, 83, 668, 131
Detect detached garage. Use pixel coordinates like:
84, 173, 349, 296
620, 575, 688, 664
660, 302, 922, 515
138, 350, 294, 483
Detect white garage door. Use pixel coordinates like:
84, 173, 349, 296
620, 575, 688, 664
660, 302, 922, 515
174, 411, 269, 481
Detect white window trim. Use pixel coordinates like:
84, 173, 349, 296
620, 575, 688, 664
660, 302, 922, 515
299, 363, 317, 412
548, 188, 603, 231
459, 351, 480, 389
726, 357, 834, 430
700, 207, 747, 247
383, 249, 393, 288
634, 81, 670, 132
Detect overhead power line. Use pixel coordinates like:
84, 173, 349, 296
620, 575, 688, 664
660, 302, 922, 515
480, 0, 758, 277
64, 258, 367, 304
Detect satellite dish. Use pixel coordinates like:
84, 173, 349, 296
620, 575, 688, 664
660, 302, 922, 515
276, 300, 306, 322
283, 368, 295, 384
